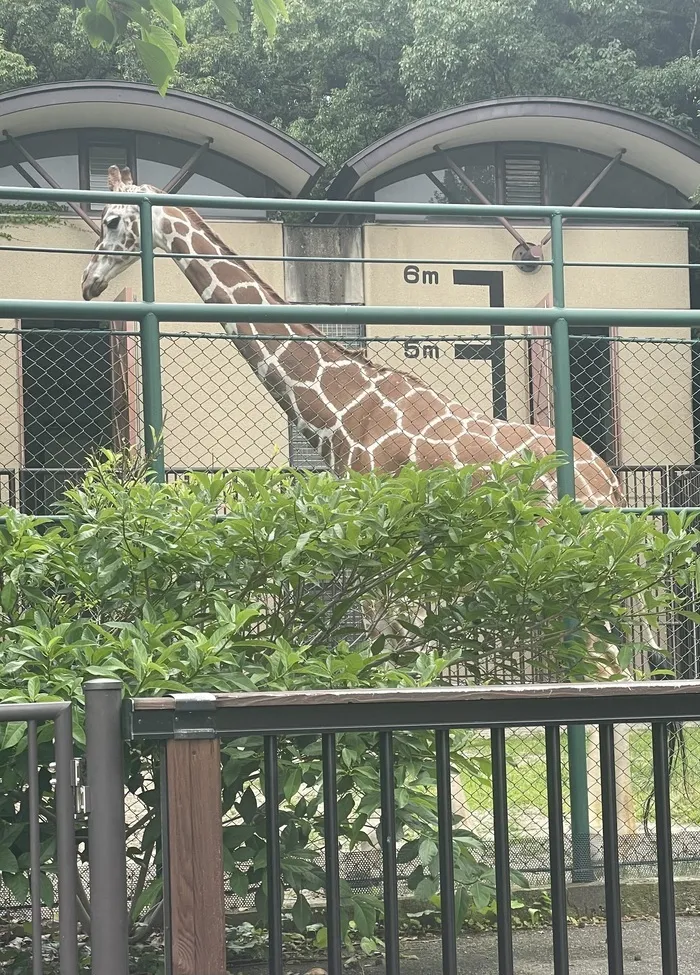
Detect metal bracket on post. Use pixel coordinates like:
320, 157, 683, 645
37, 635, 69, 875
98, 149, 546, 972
169, 692, 218, 739
71, 757, 90, 816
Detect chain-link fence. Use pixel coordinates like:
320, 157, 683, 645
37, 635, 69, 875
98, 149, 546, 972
0, 319, 699, 901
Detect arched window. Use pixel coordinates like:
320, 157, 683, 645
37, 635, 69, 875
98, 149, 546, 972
369, 142, 688, 220
0, 129, 280, 218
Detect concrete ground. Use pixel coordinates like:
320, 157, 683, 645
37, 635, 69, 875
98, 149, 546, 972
233, 917, 700, 974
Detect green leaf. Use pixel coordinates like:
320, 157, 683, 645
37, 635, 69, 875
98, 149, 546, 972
236, 787, 257, 822
142, 24, 180, 68
396, 838, 421, 864
134, 38, 178, 94
0, 847, 18, 873
79, 8, 118, 47
228, 868, 249, 897
253, 0, 288, 36
471, 880, 492, 911
4, 870, 28, 903
212, 0, 244, 33
291, 891, 312, 932
454, 886, 471, 931
40, 872, 55, 907
1, 722, 25, 751
283, 766, 303, 802
0, 580, 16, 613
418, 838, 438, 866
414, 876, 436, 902
150, 0, 187, 42
353, 899, 376, 938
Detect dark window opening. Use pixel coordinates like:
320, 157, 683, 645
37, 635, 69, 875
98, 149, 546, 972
569, 325, 614, 464
20, 320, 114, 514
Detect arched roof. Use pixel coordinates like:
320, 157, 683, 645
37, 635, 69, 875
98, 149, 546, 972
0, 81, 325, 197
327, 97, 700, 199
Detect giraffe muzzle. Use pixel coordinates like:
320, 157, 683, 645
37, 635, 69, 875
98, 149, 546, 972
82, 274, 107, 301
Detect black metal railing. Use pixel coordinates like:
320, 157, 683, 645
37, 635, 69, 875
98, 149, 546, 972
122, 680, 700, 975
4, 462, 700, 508
0, 700, 78, 975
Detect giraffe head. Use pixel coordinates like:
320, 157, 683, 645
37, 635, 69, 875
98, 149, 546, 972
82, 165, 165, 300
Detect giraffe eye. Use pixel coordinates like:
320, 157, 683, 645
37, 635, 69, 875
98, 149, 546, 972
104, 214, 120, 230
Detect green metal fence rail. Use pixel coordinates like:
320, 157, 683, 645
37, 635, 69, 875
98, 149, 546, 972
2, 184, 700, 902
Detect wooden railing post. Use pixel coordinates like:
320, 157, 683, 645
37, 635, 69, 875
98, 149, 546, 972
162, 695, 225, 975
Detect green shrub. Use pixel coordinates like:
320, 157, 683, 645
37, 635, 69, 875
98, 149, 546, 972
0, 451, 698, 948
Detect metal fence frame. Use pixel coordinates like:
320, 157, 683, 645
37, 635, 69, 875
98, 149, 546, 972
121, 679, 700, 975
0, 700, 78, 975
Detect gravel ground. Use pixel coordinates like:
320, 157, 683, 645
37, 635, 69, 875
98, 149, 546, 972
229, 917, 700, 974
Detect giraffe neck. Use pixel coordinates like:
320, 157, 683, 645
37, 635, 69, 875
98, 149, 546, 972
159, 206, 364, 468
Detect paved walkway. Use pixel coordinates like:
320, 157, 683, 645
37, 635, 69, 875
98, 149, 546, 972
235, 917, 700, 974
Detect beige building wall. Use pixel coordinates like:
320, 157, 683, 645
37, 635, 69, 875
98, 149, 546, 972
0, 217, 692, 485
363, 223, 691, 468
0, 217, 288, 474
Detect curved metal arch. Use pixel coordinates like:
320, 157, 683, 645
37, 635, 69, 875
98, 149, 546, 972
327, 97, 700, 201
0, 81, 326, 197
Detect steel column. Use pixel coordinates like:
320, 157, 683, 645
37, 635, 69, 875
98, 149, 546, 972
138, 200, 165, 480
550, 213, 594, 883
85, 679, 129, 975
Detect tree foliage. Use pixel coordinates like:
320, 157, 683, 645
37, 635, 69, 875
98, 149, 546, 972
0, 453, 699, 942
2, 1, 700, 173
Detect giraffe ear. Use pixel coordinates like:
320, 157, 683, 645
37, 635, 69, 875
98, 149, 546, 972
107, 165, 123, 190
120, 167, 134, 186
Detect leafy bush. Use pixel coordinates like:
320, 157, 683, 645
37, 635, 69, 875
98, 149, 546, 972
0, 451, 698, 949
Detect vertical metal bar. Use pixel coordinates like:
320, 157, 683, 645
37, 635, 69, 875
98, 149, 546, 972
27, 720, 43, 975
264, 735, 283, 975
545, 726, 569, 975
53, 705, 79, 975
599, 724, 624, 975
379, 731, 400, 975
160, 744, 173, 975
652, 722, 678, 975
139, 199, 165, 480
322, 734, 342, 975
550, 212, 575, 495
84, 679, 129, 975
491, 728, 514, 975
567, 729, 593, 883
551, 212, 594, 883
435, 730, 457, 975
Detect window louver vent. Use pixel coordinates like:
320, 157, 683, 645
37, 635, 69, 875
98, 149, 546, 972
88, 146, 129, 203
288, 322, 366, 469
504, 156, 543, 205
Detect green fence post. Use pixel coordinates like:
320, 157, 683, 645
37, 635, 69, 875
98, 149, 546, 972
550, 212, 595, 884
139, 199, 165, 481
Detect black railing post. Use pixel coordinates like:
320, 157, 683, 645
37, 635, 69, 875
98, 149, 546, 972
84, 679, 129, 975
53, 704, 79, 975
652, 722, 678, 975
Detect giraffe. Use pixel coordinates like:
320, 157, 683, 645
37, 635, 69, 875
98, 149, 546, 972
81, 165, 678, 831
82, 167, 622, 507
